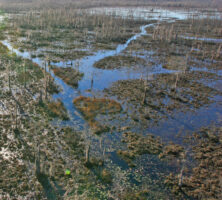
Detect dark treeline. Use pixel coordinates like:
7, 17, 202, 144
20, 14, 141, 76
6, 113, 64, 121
0, 0, 222, 12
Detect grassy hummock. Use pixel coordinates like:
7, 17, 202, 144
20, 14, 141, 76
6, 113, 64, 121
73, 96, 122, 134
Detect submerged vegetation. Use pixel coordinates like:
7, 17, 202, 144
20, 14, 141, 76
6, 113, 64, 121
0, 0, 222, 199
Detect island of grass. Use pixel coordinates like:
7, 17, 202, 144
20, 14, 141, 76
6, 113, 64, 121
46, 50, 91, 62
73, 96, 122, 134
51, 66, 83, 88
94, 55, 146, 69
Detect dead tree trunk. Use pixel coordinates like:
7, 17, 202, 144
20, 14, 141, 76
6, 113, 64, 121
142, 79, 148, 105
85, 143, 90, 164
44, 61, 48, 101
174, 72, 179, 90
7, 62, 11, 93
15, 99, 18, 130
24, 64, 26, 88
35, 145, 41, 176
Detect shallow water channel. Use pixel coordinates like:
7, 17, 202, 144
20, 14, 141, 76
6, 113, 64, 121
3, 7, 221, 131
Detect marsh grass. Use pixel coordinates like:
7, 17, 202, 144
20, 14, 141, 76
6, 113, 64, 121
1, 2, 222, 199
94, 55, 146, 69
165, 127, 222, 199
6, 8, 147, 60
15, 60, 44, 84
117, 132, 163, 166
47, 100, 69, 120
52, 66, 83, 88
73, 96, 122, 134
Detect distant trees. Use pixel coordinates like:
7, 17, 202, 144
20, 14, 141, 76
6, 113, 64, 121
1, 0, 221, 12
13, 8, 142, 45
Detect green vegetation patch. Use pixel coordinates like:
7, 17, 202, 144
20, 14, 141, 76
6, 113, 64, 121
0, 42, 9, 54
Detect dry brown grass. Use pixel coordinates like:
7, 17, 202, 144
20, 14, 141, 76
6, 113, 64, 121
73, 96, 122, 134
165, 127, 222, 199
52, 67, 83, 88
48, 99, 69, 120
73, 96, 122, 119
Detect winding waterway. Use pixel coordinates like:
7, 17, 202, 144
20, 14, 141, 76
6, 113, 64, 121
1, 7, 222, 133
2, 17, 172, 127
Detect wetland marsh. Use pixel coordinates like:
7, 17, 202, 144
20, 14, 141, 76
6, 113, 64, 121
0, 1, 222, 199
